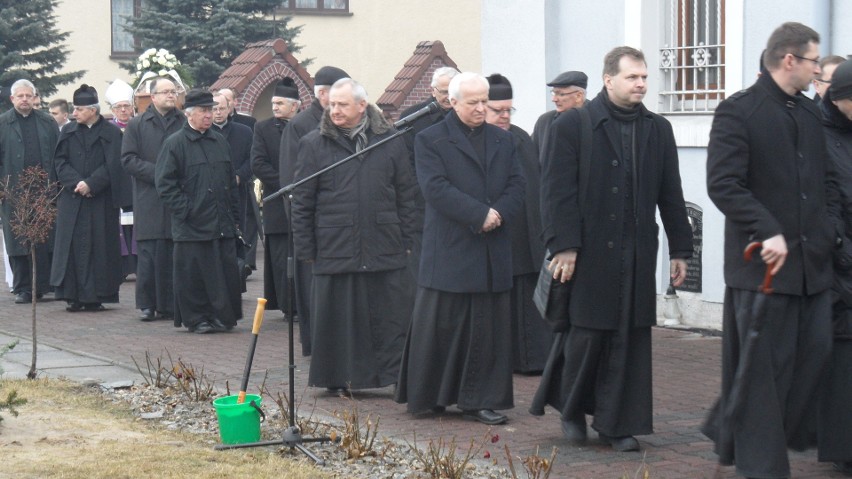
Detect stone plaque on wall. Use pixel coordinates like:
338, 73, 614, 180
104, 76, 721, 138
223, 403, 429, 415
681, 204, 702, 293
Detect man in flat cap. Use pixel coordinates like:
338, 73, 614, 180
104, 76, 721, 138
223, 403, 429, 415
155, 89, 243, 334
122, 77, 185, 322
532, 70, 588, 156
251, 78, 301, 320
51, 84, 127, 312
0, 79, 59, 304
484, 73, 551, 374
277, 64, 349, 355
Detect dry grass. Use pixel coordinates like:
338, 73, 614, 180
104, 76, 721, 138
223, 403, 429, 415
0, 378, 331, 479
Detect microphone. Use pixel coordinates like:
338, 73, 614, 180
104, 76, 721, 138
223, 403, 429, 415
394, 101, 440, 129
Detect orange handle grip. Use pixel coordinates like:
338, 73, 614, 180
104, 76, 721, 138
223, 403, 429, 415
252, 298, 267, 335
237, 391, 247, 404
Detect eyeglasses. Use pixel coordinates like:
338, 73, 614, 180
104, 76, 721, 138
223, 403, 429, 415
815, 78, 832, 84
433, 87, 449, 95
153, 90, 179, 96
791, 54, 820, 65
551, 89, 583, 98
486, 105, 516, 116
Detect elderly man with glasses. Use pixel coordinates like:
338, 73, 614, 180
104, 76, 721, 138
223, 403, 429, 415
532, 70, 588, 158
121, 77, 186, 322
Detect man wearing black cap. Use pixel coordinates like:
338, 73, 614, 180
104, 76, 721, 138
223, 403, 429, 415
484, 73, 551, 374
122, 77, 185, 322
0, 79, 59, 304
818, 58, 852, 477
278, 65, 348, 354
532, 70, 588, 156
155, 89, 243, 334
534, 47, 692, 452
703, 23, 840, 478
251, 78, 301, 325
51, 84, 127, 312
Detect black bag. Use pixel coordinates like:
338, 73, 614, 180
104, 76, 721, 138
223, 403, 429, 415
532, 107, 593, 333
533, 252, 572, 332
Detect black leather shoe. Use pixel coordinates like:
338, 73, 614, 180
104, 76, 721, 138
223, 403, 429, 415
599, 433, 640, 452
834, 461, 852, 475
326, 386, 349, 395
192, 322, 217, 334
561, 416, 587, 443
462, 409, 507, 425
208, 318, 230, 332
14, 292, 32, 304
139, 308, 155, 321
83, 303, 105, 312
65, 302, 83, 312
157, 311, 173, 320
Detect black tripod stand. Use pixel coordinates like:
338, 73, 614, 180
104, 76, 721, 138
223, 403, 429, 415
213, 123, 417, 463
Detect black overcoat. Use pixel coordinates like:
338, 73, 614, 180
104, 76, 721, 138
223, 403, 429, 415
279, 101, 323, 189
120, 105, 185, 240
541, 90, 693, 330
154, 124, 239, 242
707, 73, 840, 296
415, 111, 525, 293
290, 105, 418, 275
531, 110, 558, 161
399, 96, 448, 228
508, 124, 544, 275
213, 121, 253, 231
50, 117, 124, 294
0, 108, 58, 256
251, 117, 288, 234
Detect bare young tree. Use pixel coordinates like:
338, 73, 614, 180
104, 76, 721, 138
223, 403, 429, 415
1, 166, 59, 379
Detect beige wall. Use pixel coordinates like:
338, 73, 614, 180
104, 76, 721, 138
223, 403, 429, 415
288, 0, 482, 101
53, 0, 131, 111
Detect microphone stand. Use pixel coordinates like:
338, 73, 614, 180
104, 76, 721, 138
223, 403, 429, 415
215, 124, 413, 464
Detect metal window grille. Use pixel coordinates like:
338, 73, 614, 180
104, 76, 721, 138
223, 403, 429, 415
659, 0, 725, 113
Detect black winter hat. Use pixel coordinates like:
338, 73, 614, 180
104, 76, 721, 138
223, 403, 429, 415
547, 71, 588, 89
314, 66, 350, 86
486, 73, 513, 100
830, 60, 852, 101
274, 77, 300, 100
73, 84, 98, 106
183, 89, 216, 108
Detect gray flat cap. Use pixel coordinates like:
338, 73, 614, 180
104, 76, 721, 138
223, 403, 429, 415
547, 71, 588, 89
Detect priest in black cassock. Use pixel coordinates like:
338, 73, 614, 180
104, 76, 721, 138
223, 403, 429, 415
395, 72, 525, 425
251, 78, 301, 323
291, 78, 417, 392
51, 84, 127, 311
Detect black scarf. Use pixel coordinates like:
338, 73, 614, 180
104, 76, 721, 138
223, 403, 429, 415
598, 87, 642, 122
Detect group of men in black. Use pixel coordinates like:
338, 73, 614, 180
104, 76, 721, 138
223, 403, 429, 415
2, 20, 851, 477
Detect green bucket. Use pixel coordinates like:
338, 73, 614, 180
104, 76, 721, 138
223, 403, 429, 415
212, 394, 264, 444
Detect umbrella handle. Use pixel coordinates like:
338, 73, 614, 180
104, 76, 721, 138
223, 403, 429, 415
743, 242, 775, 294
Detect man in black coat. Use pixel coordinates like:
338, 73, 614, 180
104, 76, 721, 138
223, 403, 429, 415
291, 78, 417, 391
251, 78, 301, 325
0, 79, 58, 304
395, 72, 525, 425
818, 58, 852, 477
212, 91, 255, 290
531, 70, 588, 157
278, 65, 349, 356
121, 77, 185, 321
484, 73, 551, 374
155, 90, 242, 334
533, 47, 692, 452
703, 23, 841, 478
51, 85, 127, 312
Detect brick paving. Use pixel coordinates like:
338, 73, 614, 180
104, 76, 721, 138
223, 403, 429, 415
0, 244, 843, 478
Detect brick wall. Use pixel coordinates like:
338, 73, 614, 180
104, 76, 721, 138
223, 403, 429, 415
236, 60, 313, 115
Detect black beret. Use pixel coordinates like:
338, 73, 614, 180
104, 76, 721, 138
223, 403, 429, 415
184, 89, 216, 108
73, 84, 98, 106
830, 60, 852, 101
546, 71, 588, 89
486, 73, 513, 101
314, 66, 350, 86
274, 77, 300, 100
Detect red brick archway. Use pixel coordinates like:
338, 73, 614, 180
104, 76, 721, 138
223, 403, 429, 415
377, 41, 459, 121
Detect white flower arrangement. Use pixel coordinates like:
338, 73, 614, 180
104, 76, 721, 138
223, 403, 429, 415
131, 48, 191, 90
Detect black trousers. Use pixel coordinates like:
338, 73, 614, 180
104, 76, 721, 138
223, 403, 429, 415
9, 245, 51, 295
135, 239, 174, 314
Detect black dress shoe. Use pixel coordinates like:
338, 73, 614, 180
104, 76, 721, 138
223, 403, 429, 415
208, 318, 230, 332
598, 433, 640, 452
834, 461, 852, 475
462, 409, 507, 425
561, 416, 587, 443
83, 303, 105, 312
157, 311, 173, 320
65, 302, 83, 312
14, 292, 32, 304
192, 322, 217, 334
326, 386, 349, 395
139, 308, 155, 321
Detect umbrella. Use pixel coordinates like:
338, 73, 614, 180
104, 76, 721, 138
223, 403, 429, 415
717, 241, 777, 458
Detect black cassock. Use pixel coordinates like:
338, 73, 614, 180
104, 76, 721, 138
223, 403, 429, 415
51, 118, 125, 304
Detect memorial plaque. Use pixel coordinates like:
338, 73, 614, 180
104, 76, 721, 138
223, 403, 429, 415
681, 205, 702, 293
